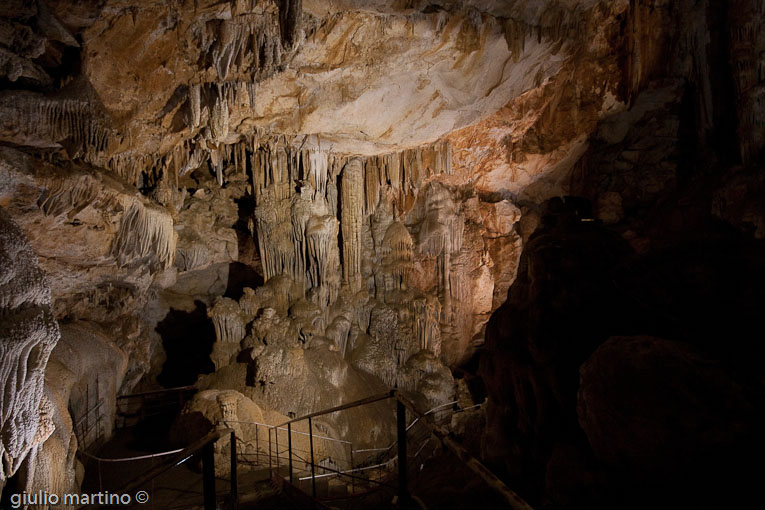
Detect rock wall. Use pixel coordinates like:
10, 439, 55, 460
19, 322, 128, 510
0, 208, 59, 492
477, 1, 765, 507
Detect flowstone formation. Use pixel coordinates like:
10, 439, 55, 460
0, 209, 59, 491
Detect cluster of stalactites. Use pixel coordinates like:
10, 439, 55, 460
111, 201, 176, 271
107, 142, 196, 191
249, 136, 342, 308
36, 99, 110, 156
379, 221, 414, 291
362, 140, 452, 218
244, 136, 454, 300
501, 3, 586, 62
409, 295, 442, 357
208, 297, 247, 344
33, 171, 178, 273
4, 95, 112, 166
36, 173, 101, 218
175, 241, 209, 272
199, 7, 287, 83
727, 5, 765, 164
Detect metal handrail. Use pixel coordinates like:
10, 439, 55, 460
272, 391, 393, 429
116, 385, 197, 400
79, 447, 184, 463
84, 428, 236, 510
225, 420, 352, 445
266, 390, 533, 510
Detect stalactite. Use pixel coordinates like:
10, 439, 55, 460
410, 295, 441, 356
308, 149, 329, 201
278, 0, 302, 49
340, 158, 364, 292
189, 83, 202, 129
290, 183, 313, 291
306, 214, 341, 306
380, 221, 413, 291
179, 142, 207, 176
503, 18, 528, 62
111, 201, 176, 270
239, 287, 260, 318
208, 297, 247, 343
175, 242, 209, 272
214, 19, 237, 80
37, 174, 100, 218
364, 158, 381, 215
210, 90, 230, 142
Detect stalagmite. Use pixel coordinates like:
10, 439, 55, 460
326, 315, 352, 357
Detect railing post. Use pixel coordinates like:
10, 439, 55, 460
255, 423, 259, 465
397, 399, 408, 509
308, 417, 316, 499
202, 441, 216, 510
349, 443, 355, 495
268, 427, 273, 478
230, 431, 238, 510
275, 426, 280, 475
85, 383, 89, 447
288, 423, 293, 484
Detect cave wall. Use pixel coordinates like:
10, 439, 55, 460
0, 209, 59, 492
478, 1, 765, 508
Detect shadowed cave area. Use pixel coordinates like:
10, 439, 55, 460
1, 1, 764, 510
156, 301, 216, 388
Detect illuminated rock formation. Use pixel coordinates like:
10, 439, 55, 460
0, 208, 59, 489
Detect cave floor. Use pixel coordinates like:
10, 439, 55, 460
81, 424, 293, 510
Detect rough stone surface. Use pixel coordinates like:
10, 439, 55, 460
0, 207, 59, 488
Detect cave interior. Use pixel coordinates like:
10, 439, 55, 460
1, 0, 764, 509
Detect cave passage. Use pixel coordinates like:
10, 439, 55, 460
156, 301, 216, 387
